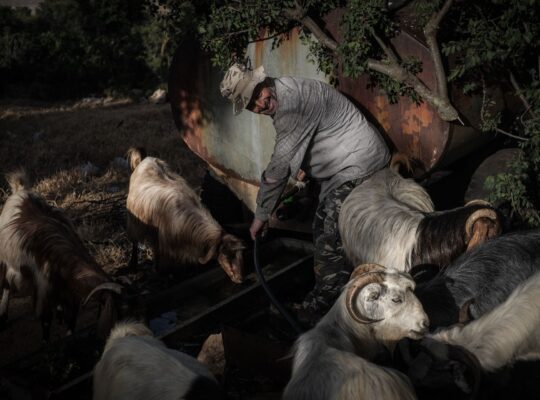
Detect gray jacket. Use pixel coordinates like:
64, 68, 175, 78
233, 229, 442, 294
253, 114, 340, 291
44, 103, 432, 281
255, 77, 390, 221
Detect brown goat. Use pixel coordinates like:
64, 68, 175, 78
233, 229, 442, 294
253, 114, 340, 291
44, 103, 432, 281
0, 171, 122, 341
125, 148, 245, 283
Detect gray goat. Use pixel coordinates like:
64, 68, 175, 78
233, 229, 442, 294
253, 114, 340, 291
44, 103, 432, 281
283, 263, 429, 400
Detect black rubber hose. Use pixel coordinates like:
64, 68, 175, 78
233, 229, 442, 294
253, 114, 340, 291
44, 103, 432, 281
254, 236, 304, 335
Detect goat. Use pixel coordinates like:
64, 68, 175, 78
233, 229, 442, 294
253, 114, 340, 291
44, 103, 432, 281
0, 171, 122, 341
338, 168, 501, 273
93, 321, 224, 400
430, 270, 540, 372
415, 229, 540, 329
283, 263, 429, 400
126, 148, 244, 283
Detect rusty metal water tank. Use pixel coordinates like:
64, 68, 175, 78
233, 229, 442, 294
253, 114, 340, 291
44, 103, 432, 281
169, 25, 494, 215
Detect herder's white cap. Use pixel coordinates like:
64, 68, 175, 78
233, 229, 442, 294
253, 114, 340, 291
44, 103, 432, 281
220, 63, 267, 115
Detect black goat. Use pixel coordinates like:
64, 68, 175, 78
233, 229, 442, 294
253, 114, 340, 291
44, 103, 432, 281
415, 229, 540, 329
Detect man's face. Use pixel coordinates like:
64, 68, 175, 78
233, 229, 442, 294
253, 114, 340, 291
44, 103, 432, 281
247, 87, 277, 116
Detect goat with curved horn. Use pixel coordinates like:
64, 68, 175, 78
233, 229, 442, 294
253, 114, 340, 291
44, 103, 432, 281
284, 263, 429, 400
339, 168, 502, 273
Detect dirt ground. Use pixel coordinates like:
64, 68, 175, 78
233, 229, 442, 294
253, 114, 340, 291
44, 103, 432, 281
0, 98, 208, 367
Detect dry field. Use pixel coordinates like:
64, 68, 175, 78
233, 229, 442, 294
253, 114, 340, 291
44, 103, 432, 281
0, 98, 208, 366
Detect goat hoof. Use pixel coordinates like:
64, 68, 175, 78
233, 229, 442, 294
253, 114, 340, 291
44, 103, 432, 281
0, 315, 8, 329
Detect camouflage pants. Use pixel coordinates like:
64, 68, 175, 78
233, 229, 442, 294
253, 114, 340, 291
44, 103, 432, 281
301, 178, 365, 320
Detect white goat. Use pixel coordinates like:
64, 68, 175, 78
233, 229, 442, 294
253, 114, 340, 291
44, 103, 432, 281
93, 321, 224, 400
431, 270, 540, 372
283, 263, 429, 400
0, 171, 122, 341
126, 147, 245, 283
339, 168, 500, 272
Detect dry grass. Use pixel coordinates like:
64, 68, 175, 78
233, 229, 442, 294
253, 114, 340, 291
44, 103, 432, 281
0, 100, 207, 273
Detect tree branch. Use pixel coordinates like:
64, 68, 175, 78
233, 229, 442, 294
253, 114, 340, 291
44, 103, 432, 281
282, 2, 338, 51
509, 71, 532, 112
424, 0, 453, 98
282, 0, 460, 122
248, 29, 293, 44
480, 74, 528, 141
494, 127, 529, 141
372, 31, 398, 64
367, 59, 459, 121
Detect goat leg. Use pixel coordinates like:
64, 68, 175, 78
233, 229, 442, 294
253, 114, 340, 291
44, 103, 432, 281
41, 302, 53, 343
0, 287, 9, 328
0, 263, 8, 328
129, 241, 139, 269
63, 303, 79, 336
153, 244, 163, 274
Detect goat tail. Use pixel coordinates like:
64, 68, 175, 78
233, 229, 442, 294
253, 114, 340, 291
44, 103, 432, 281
390, 152, 413, 176
126, 147, 147, 172
5, 170, 30, 193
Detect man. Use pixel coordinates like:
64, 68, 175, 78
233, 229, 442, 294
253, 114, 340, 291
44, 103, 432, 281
220, 63, 390, 326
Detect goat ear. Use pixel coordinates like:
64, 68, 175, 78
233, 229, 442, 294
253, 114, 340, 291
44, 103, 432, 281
221, 234, 246, 252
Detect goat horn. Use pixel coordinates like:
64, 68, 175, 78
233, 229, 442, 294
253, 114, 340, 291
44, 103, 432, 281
464, 199, 493, 208
83, 282, 123, 307
349, 263, 387, 281
346, 263, 386, 324
465, 208, 498, 242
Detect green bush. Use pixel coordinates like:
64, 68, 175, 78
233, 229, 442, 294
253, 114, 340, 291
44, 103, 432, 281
0, 0, 172, 99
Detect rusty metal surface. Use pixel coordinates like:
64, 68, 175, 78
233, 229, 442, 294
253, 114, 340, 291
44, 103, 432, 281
169, 21, 494, 211
169, 31, 327, 213
334, 32, 449, 172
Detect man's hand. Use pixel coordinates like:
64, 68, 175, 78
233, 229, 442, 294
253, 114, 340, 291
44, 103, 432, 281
250, 218, 268, 241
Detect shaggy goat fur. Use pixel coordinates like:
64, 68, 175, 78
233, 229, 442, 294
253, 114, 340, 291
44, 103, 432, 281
93, 321, 224, 400
431, 270, 540, 371
0, 171, 120, 340
339, 168, 500, 272
126, 148, 244, 283
283, 264, 429, 400
416, 229, 540, 329
339, 168, 434, 272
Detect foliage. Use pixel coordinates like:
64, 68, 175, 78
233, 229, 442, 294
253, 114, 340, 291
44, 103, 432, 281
442, 0, 540, 225
0, 0, 184, 98
337, 0, 396, 78
485, 76, 540, 226
368, 57, 423, 104
199, 0, 303, 69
